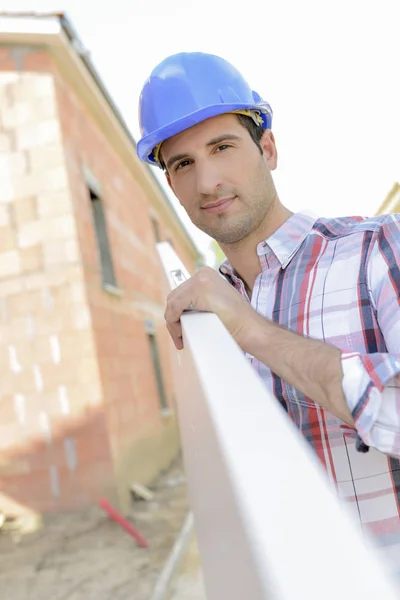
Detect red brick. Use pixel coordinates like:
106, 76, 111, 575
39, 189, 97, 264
26, 435, 74, 471
0, 48, 16, 71
1, 468, 57, 509
23, 51, 54, 73
74, 460, 115, 492
74, 431, 113, 465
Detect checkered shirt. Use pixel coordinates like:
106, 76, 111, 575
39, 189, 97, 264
220, 211, 400, 577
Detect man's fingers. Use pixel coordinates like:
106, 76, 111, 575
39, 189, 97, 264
165, 288, 189, 322
164, 274, 210, 350
166, 320, 183, 350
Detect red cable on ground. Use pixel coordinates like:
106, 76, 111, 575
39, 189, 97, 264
98, 497, 149, 548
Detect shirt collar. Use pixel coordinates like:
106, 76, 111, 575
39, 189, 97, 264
219, 210, 319, 277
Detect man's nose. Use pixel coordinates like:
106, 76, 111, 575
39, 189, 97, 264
195, 158, 223, 197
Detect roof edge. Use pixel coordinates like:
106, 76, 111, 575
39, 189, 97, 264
0, 10, 203, 262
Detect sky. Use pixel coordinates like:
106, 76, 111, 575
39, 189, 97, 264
2, 0, 400, 261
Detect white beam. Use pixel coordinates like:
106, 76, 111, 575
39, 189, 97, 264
157, 241, 398, 600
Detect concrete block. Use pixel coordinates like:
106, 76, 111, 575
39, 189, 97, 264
17, 220, 43, 248
14, 167, 68, 199
0, 227, 15, 252
36, 191, 72, 218
33, 74, 54, 98
40, 166, 69, 193
19, 245, 43, 273
8, 152, 29, 176
73, 306, 91, 330
0, 278, 23, 297
36, 119, 62, 146
29, 143, 65, 171
0, 133, 13, 153
69, 281, 86, 304
0, 73, 20, 85
8, 290, 44, 319
32, 96, 57, 121
43, 215, 77, 240
12, 172, 38, 200
12, 74, 53, 102
24, 268, 71, 291
13, 197, 37, 225
2, 102, 31, 129
0, 155, 13, 203
15, 119, 61, 150
0, 205, 10, 227
66, 238, 79, 263
14, 102, 32, 126
0, 250, 21, 278
0, 184, 15, 204
43, 239, 78, 266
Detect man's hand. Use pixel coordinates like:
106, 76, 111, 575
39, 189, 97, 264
164, 266, 259, 350
165, 268, 354, 425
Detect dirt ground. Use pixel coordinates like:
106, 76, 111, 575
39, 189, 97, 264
167, 533, 206, 600
0, 457, 190, 600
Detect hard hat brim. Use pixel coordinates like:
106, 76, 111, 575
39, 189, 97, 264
137, 102, 272, 165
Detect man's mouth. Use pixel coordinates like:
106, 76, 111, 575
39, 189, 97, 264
201, 196, 236, 214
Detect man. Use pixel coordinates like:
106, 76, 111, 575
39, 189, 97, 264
137, 52, 400, 574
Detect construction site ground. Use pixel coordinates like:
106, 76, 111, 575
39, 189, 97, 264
0, 456, 199, 600
166, 533, 206, 600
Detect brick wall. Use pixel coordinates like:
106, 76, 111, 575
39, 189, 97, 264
54, 68, 195, 509
0, 45, 198, 514
0, 55, 116, 514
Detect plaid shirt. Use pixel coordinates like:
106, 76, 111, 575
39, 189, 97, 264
220, 211, 400, 576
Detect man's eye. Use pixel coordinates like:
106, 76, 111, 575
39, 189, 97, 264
216, 144, 231, 152
175, 160, 191, 171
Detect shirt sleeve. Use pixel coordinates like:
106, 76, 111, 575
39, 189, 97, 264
341, 214, 400, 456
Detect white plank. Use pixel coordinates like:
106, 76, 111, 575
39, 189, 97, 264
157, 241, 398, 600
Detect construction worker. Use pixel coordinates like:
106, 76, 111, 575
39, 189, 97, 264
137, 52, 400, 576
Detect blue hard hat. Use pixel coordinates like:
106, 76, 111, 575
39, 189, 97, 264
137, 52, 273, 165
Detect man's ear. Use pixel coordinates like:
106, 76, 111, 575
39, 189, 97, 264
260, 129, 278, 171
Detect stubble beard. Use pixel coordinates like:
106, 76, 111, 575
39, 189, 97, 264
189, 159, 277, 245
197, 187, 276, 246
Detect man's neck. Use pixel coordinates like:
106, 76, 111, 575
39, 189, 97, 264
220, 204, 293, 295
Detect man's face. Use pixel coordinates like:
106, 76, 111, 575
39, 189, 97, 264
161, 113, 278, 245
